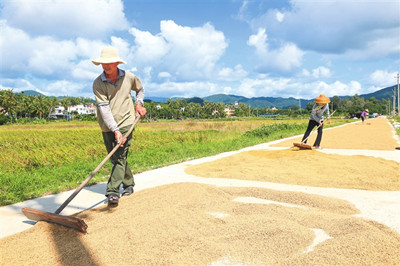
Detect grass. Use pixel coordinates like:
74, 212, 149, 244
0, 118, 350, 206
392, 116, 400, 136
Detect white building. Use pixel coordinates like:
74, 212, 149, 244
52, 103, 97, 116
68, 103, 97, 115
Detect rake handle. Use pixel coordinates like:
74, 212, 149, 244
54, 114, 141, 214
301, 124, 322, 144
301, 110, 335, 144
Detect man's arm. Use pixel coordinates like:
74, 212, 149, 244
134, 86, 146, 117
98, 103, 125, 145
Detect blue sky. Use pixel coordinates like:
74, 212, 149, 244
1, 0, 399, 100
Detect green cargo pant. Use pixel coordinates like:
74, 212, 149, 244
102, 124, 135, 197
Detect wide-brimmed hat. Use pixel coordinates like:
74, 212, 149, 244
92, 47, 126, 65
365, 109, 369, 112
314, 94, 331, 104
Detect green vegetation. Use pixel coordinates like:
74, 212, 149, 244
0, 89, 395, 125
0, 89, 95, 124
392, 116, 400, 136
0, 118, 350, 206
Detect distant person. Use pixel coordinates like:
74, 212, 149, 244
92, 47, 146, 205
301, 94, 331, 149
360, 109, 369, 124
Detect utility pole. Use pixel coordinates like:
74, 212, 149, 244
393, 89, 396, 116
396, 73, 399, 115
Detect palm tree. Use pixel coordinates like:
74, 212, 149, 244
0, 89, 17, 121
47, 96, 58, 118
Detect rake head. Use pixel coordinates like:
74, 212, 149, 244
22, 207, 88, 233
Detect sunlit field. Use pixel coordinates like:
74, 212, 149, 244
0, 117, 349, 205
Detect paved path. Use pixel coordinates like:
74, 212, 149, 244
1, 118, 399, 238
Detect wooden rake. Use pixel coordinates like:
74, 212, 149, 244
22, 114, 141, 233
293, 110, 335, 150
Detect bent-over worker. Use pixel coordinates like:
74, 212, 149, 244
92, 46, 146, 205
301, 94, 330, 149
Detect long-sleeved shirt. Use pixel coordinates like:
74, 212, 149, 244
361, 111, 368, 118
93, 69, 145, 132
310, 103, 330, 123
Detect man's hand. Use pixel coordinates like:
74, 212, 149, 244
136, 104, 147, 117
114, 130, 126, 146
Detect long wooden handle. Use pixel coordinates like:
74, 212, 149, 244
301, 110, 335, 144
301, 124, 322, 144
55, 114, 141, 214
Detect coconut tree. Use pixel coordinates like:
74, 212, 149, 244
0, 89, 17, 121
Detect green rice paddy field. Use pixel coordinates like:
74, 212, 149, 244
0, 118, 350, 206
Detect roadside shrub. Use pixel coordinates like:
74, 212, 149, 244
243, 123, 304, 138
76, 114, 97, 121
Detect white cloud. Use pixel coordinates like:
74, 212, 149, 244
159, 20, 227, 79
222, 86, 233, 94
0, 78, 38, 93
301, 69, 311, 77
0, 20, 121, 96
27, 37, 77, 75
45, 80, 89, 97
71, 60, 99, 81
146, 81, 220, 98
233, 76, 363, 99
1, 0, 395, 100
0, 20, 32, 72
0, 21, 102, 75
217, 64, 248, 81
128, 28, 168, 63
312, 66, 332, 79
276, 11, 284, 22
298, 80, 362, 98
132, 74, 365, 99
249, 0, 400, 58
158, 72, 172, 79
247, 28, 304, 72
129, 20, 228, 81
236, 77, 292, 98
1, 0, 129, 38
341, 32, 400, 61
369, 70, 398, 87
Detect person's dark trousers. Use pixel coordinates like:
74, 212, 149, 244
102, 124, 135, 197
301, 120, 323, 146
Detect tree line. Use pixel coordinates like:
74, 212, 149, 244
0, 90, 94, 124
0, 89, 393, 125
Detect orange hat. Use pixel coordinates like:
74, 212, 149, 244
314, 94, 330, 104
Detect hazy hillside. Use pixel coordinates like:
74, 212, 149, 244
357, 85, 397, 100
203, 95, 310, 109
18, 84, 396, 109
18, 90, 42, 96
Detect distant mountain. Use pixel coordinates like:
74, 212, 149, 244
19, 90, 43, 96
203, 94, 247, 103
17, 84, 396, 109
200, 84, 396, 108
203, 94, 309, 109
358, 85, 397, 100
145, 96, 169, 103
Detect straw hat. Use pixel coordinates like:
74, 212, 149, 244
92, 47, 126, 65
314, 94, 331, 104
365, 109, 369, 112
